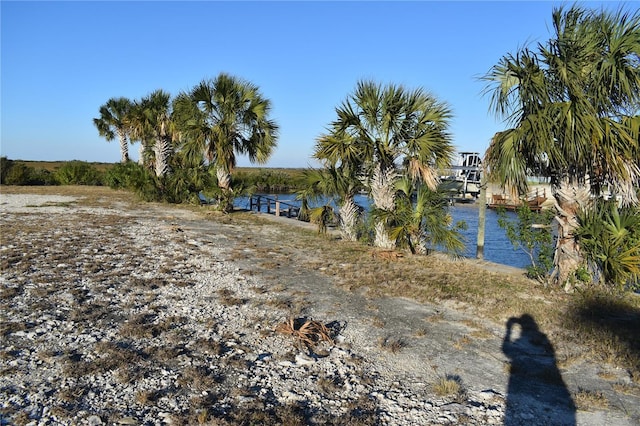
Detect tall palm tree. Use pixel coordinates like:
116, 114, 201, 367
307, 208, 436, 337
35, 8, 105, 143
93, 97, 133, 163
482, 5, 640, 287
129, 90, 174, 178
328, 80, 454, 248
174, 73, 278, 212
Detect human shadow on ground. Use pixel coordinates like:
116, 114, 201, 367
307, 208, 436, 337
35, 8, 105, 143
502, 314, 576, 426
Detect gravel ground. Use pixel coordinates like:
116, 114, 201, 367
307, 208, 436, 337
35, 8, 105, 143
1, 192, 638, 426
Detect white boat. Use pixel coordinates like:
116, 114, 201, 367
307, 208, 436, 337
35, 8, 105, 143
438, 152, 482, 203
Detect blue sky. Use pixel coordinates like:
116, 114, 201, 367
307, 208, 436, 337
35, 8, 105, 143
1, 1, 633, 168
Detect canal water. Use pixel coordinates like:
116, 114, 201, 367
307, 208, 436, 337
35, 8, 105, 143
235, 194, 531, 270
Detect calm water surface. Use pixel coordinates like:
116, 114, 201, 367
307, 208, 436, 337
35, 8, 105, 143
236, 194, 531, 270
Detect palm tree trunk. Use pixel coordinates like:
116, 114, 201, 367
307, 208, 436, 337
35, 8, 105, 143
117, 129, 129, 163
338, 196, 360, 241
216, 167, 233, 212
370, 164, 397, 249
551, 179, 591, 289
154, 136, 170, 178
216, 167, 232, 191
138, 142, 145, 166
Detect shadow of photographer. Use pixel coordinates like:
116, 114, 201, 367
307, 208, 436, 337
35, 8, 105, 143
502, 314, 576, 425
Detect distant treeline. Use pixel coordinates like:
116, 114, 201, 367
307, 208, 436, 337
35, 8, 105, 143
0, 158, 308, 193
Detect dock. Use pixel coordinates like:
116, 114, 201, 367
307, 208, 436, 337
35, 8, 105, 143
248, 195, 301, 218
487, 187, 550, 212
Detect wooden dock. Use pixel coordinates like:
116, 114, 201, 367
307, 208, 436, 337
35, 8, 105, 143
488, 188, 549, 212
248, 195, 300, 218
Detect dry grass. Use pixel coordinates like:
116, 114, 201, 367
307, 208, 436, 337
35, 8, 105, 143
612, 382, 640, 396
244, 212, 640, 377
432, 375, 466, 402
217, 288, 247, 306
413, 328, 428, 338
377, 336, 406, 353
452, 335, 471, 350
574, 388, 609, 410
370, 316, 385, 328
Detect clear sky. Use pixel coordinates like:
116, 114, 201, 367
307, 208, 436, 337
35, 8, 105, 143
1, 1, 633, 168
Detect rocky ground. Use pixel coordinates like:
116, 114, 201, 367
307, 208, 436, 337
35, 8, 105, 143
1, 191, 639, 425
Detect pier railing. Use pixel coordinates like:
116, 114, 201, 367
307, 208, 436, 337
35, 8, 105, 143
248, 195, 300, 218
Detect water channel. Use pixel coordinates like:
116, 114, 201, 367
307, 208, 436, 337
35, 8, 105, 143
235, 194, 532, 270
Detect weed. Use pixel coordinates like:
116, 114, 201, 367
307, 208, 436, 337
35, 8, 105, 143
370, 316, 385, 328
259, 261, 280, 270
596, 370, 617, 381
612, 382, 640, 396
425, 312, 444, 323
217, 288, 247, 306
574, 388, 608, 410
377, 336, 406, 353
317, 375, 344, 394
453, 335, 471, 350
249, 286, 267, 294
413, 328, 428, 338
432, 374, 466, 402
135, 389, 161, 405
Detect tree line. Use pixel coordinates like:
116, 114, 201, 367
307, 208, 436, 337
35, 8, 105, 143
87, 4, 638, 291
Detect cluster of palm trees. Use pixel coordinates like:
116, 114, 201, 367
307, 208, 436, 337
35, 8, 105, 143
482, 5, 640, 287
95, 5, 640, 289
299, 80, 465, 256
94, 73, 279, 210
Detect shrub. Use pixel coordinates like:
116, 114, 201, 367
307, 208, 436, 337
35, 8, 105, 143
104, 162, 146, 189
54, 161, 103, 185
1, 158, 57, 185
575, 200, 640, 291
497, 205, 555, 283
0, 156, 13, 183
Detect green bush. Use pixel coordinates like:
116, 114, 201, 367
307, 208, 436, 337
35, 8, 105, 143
1, 158, 57, 185
106, 157, 216, 204
0, 157, 13, 184
575, 200, 640, 291
164, 165, 213, 204
104, 162, 148, 189
54, 161, 103, 185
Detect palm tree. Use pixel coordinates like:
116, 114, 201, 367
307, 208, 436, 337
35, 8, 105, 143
373, 177, 466, 255
174, 73, 278, 212
327, 80, 454, 248
313, 129, 365, 241
482, 5, 640, 287
129, 90, 174, 178
295, 166, 363, 240
93, 97, 133, 163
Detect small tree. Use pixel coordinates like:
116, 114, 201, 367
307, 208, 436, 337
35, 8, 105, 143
497, 206, 555, 283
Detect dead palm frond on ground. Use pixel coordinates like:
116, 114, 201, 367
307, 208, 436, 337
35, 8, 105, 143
275, 317, 334, 348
